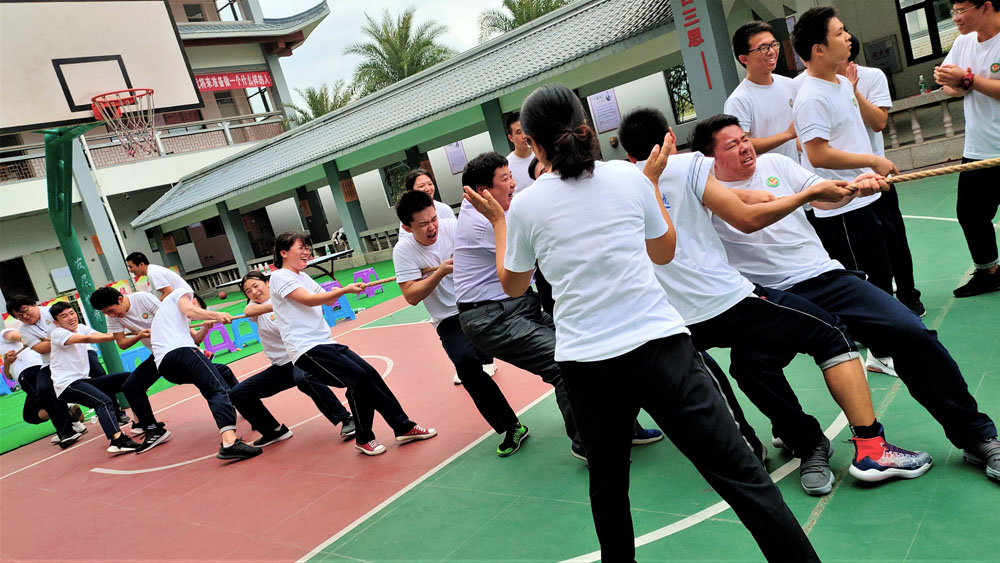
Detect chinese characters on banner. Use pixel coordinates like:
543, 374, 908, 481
680, 0, 712, 89
195, 71, 274, 92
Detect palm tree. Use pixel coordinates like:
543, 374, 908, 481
478, 0, 570, 43
344, 7, 456, 98
285, 80, 353, 125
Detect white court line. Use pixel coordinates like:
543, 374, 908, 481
561, 412, 850, 563
901, 215, 959, 223
295, 389, 557, 563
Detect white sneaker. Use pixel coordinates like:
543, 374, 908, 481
482, 363, 498, 377
866, 353, 898, 377
453, 372, 462, 385
50, 435, 60, 444
772, 435, 787, 449
72, 421, 88, 434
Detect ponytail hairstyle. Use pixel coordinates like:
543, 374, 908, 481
273, 231, 312, 268
520, 84, 599, 180
240, 270, 268, 302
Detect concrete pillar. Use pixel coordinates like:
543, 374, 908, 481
322, 161, 367, 253
263, 51, 299, 126
216, 202, 254, 277
148, 226, 184, 273
71, 142, 131, 284
242, 0, 264, 22
481, 99, 512, 156
296, 186, 331, 243
668, 0, 741, 119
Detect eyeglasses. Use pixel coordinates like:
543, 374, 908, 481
951, 5, 978, 16
750, 41, 780, 55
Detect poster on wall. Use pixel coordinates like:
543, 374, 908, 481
587, 89, 622, 133
444, 141, 468, 175
864, 35, 903, 74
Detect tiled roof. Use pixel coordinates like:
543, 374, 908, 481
176, 1, 329, 38
134, 0, 673, 228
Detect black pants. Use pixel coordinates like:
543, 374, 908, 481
230, 362, 352, 433
873, 187, 920, 299
956, 158, 1000, 267
560, 334, 818, 562
157, 348, 238, 432
17, 366, 49, 425
34, 350, 106, 437
689, 286, 859, 457
436, 315, 518, 435
124, 355, 239, 429
59, 372, 130, 439
295, 343, 415, 444
808, 203, 894, 294
533, 267, 555, 317
788, 269, 997, 448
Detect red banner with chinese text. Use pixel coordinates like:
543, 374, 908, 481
195, 71, 273, 92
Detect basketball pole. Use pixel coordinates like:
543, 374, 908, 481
43, 124, 126, 377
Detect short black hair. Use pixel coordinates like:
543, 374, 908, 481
5, 295, 36, 316
951, 0, 999, 11
689, 114, 742, 156
273, 232, 312, 268
125, 251, 149, 265
619, 107, 669, 161
732, 21, 774, 67
193, 294, 208, 310
462, 152, 508, 191
89, 287, 124, 310
848, 34, 860, 62
49, 301, 74, 319
505, 111, 521, 135
792, 6, 838, 62
395, 190, 435, 226
240, 270, 268, 302
404, 168, 436, 192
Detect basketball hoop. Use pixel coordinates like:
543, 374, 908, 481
91, 88, 157, 157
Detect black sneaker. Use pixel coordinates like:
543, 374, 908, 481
136, 426, 171, 454
116, 411, 133, 427
898, 295, 926, 318
58, 431, 83, 449
953, 268, 1000, 298
217, 439, 263, 461
107, 433, 142, 454
340, 416, 356, 440
497, 424, 530, 457
252, 424, 293, 447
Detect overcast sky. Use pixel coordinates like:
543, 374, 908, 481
259, 0, 501, 104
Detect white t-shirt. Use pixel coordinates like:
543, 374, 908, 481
146, 263, 193, 294
505, 160, 689, 362
250, 300, 291, 366
105, 291, 159, 350
855, 65, 893, 158
793, 73, 881, 217
398, 200, 455, 243
1, 328, 42, 378
393, 218, 458, 326
49, 325, 97, 397
507, 151, 536, 195
943, 31, 1000, 159
454, 199, 515, 304
712, 154, 843, 290
269, 268, 335, 363
150, 289, 198, 368
639, 153, 756, 324
724, 75, 800, 161
19, 306, 55, 366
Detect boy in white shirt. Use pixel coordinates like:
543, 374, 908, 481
3, 327, 86, 437
46, 301, 142, 454
934, 0, 1000, 297
394, 190, 527, 457
125, 252, 192, 300
505, 112, 536, 196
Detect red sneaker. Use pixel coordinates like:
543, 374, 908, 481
355, 439, 386, 456
395, 424, 437, 443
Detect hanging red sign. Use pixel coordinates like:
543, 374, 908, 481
195, 71, 273, 92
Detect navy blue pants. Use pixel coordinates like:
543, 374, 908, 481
230, 362, 352, 433
786, 269, 997, 448
124, 354, 239, 430
34, 350, 105, 437
156, 348, 238, 432
59, 371, 130, 439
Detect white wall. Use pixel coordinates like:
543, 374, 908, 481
185, 44, 266, 70
265, 198, 304, 235
427, 132, 496, 205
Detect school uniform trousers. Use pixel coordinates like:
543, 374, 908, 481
124, 353, 240, 430
17, 366, 50, 425
956, 159, 1000, 268
808, 204, 894, 295
154, 347, 241, 433
229, 361, 352, 433
34, 350, 105, 437
59, 371, 131, 439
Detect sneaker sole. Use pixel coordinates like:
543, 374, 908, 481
355, 444, 386, 456
396, 430, 437, 443
631, 433, 665, 446
849, 460, 933, 482
340, 429, 357, 440
963, 452, 1000, 480
136, 430, 171, 454
570, 450, 587, 462
107, 445, 138, 454
216, 449, 263, 461
497, 427, 531, 458
253, 429, 293, 448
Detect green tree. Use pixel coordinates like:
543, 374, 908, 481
344, 7, 456, 98
285, 80, 353, 125
478, 0, 570, 43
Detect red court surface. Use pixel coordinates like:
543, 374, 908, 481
0, 297, 553, 561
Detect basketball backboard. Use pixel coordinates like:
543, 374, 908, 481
0, 0, 202, 134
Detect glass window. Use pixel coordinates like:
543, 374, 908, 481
170, 227, 192, 246
214, 91, 239, 118
183, 4, 206, 22
202, 217, 225, 238
895, 0, 959, 64
664, 65, 696, 124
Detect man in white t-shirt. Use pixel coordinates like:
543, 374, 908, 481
694, 113, 1000, 483
394, 190, 527, 457
724, 21, 799, 161
126, 251, 192, 300
505, 112, 536, 196
791, 7, 900, 295
934, 0, 1000, 297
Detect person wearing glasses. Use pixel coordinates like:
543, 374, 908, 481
724, 21, 800, 160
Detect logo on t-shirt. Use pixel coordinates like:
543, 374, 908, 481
269, 314, 276, 322
851, 97, 858, 108
661, 193, 671, 209
788, 98, 793, 107
992, 63, 1000, 73
766, 176, 781, 188
141, 312, 149, 319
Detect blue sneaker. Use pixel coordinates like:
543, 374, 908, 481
848, 436, 932, 483
632, 427, 664, 446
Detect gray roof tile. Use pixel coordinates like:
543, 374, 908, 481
176, 1, 329, 38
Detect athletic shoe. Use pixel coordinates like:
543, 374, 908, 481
116, 411, 132, 427
58, 431, 83, 449
130, 420, 147, 435
964, 437, 1000, 481
570, 444, 587, 462
452, 372, 462, 385
217, 439, 262, 461
252, 424, 293, 447
136, 427, 171, 454
632, 427, 664, 445
866, 353, 898, 378
953, 268, 1000, 298
482, 363, 498, 377
356, 439, 386, 456
848, 436, 932, 482
50, 434, 61, 444
395, 424, 437, 443
107, 433, 142, 454
771, 434, 787, 449
497, 424, 530, 457
899, 295, 926, 318
800, 438, 834, 496
340, 416, 357, 440
69, 403, 85, 423
72, 421, 88, 434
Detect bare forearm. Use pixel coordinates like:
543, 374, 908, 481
750, 132, 794, 156
971, 76, 1000, 100
855, 94, 888, 131
804, 143, 875, 171
400, 270, 447, 306
67, 333, 114, 345
114, 333, 143, 350
244, 303, 272, 317
491, 220, 508, 282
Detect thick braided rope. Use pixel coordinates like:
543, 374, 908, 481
847, 156, 1000, 190
359, 265, 439, 289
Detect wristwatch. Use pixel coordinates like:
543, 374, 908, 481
960, 71, 975, 90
